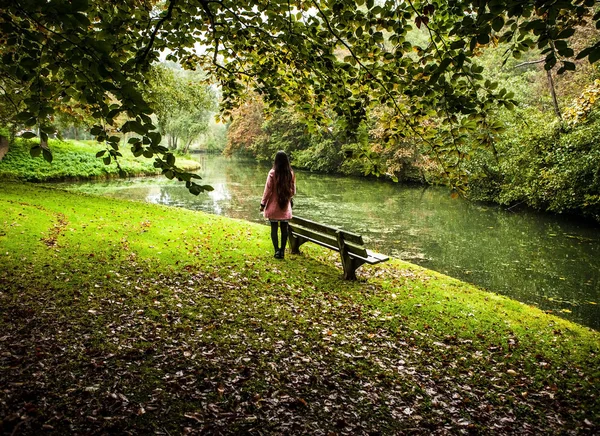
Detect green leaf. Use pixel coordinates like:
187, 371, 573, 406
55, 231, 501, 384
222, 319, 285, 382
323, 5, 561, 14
96, 150, 106, 157
450, 40, 465, 50
470, 36, 477, 51
42, 148, 53, 163
576, 46, 592, 60
438, 58, 452, 73
556, 28, 575, 39
492, 16, 504, 32
589, 48, 600, 64
15, 111, 34, 122
477, 32, 490, 45
40, 125, 56, 134
148, 131, 162, 145
121, 120, 146, 135
545, 54, 557, 70
20, 132, 37, 139
30, 145, 42, 158
132, 147, 144, 157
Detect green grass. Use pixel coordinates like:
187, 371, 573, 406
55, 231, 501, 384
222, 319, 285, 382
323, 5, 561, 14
0, 137, 200, 181
0, 182, 598, 434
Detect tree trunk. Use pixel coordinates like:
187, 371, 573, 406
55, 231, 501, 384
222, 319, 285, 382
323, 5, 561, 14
0, 134, 9, 161
547, 69, 562, 120
183, 140, 192, 154
514, 59, 562, 120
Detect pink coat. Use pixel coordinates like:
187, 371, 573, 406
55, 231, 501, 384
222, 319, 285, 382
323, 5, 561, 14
261, 169, 296, 221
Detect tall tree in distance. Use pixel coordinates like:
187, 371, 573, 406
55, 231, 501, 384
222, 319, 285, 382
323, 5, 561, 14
144, 64, 216, 153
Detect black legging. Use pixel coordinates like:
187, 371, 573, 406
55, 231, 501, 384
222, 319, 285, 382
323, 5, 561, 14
270, 221, 289, 252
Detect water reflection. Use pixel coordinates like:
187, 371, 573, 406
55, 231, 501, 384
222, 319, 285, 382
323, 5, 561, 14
54, 155, 600, 330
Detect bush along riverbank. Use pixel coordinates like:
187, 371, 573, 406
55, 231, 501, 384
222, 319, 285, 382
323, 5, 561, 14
0, 137, 201, 182
0, 182, 598, 435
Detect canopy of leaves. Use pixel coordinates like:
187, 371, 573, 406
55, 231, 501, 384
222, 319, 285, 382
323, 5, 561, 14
1, 0, 599, 192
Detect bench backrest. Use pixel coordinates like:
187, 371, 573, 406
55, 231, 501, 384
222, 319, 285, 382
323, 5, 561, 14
290, 216, 368, 258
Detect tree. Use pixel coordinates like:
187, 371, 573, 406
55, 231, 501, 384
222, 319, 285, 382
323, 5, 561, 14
2, 0, 600, 194
144, 64, 216, 153
224, 97, 265, 157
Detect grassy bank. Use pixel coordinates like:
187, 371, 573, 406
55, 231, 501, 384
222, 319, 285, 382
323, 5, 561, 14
0, 182, 598, 435
0, 137, 200, 181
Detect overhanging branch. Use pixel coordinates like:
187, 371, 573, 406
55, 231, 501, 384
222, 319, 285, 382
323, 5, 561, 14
136, 0, 177, 66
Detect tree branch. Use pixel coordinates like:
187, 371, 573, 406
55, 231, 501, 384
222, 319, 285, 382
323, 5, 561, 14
136, 0, 177, 65
0, 83, 21, 113
514, 59, 544, 68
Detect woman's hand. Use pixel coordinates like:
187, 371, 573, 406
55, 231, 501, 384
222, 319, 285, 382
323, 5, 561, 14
260, 203, 265, 212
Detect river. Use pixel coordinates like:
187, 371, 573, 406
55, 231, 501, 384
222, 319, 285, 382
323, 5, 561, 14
54, 154, 600, 330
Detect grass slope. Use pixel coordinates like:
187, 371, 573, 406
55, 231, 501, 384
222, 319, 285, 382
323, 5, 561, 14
0, 182, 598, 435
0, 138, 200, 181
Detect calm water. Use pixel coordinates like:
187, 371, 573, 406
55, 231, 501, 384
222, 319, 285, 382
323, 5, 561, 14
55, 155, 600, 330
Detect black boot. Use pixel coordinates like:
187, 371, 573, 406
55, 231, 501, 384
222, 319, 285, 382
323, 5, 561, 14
279, 222, 288, 259
271, 222, 280, 258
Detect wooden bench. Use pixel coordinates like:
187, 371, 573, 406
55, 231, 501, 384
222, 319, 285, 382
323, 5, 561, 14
288, 216, 389, 280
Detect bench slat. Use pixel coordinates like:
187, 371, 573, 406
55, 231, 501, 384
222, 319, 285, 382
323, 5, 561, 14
290, 216, 364, 245
354, 250, 389, 265
290, 225, 339, 250
290, 216, 338, 236
366, 249, 389, 262
294, 234, 340, 253
290, 225, 369, 258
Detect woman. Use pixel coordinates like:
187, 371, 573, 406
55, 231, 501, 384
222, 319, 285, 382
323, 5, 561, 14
260, 151, 296, 259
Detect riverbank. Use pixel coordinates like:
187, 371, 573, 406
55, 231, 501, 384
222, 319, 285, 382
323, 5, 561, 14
0, 137, 201, 181
58, 154, 600, 330
1, 182, 598, 434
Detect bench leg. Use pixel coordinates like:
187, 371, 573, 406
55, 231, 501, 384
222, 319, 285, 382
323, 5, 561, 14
342, 257, 358, 280
289, 233, 305, 254
341, 254, 366, 280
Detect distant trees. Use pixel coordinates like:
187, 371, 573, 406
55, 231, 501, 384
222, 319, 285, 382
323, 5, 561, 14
144, 65, 217, 154
225, 94, 428, 181
222, 14, 600, 220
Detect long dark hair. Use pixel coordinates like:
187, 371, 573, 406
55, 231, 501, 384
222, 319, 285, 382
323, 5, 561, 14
273, 150, 293, 209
